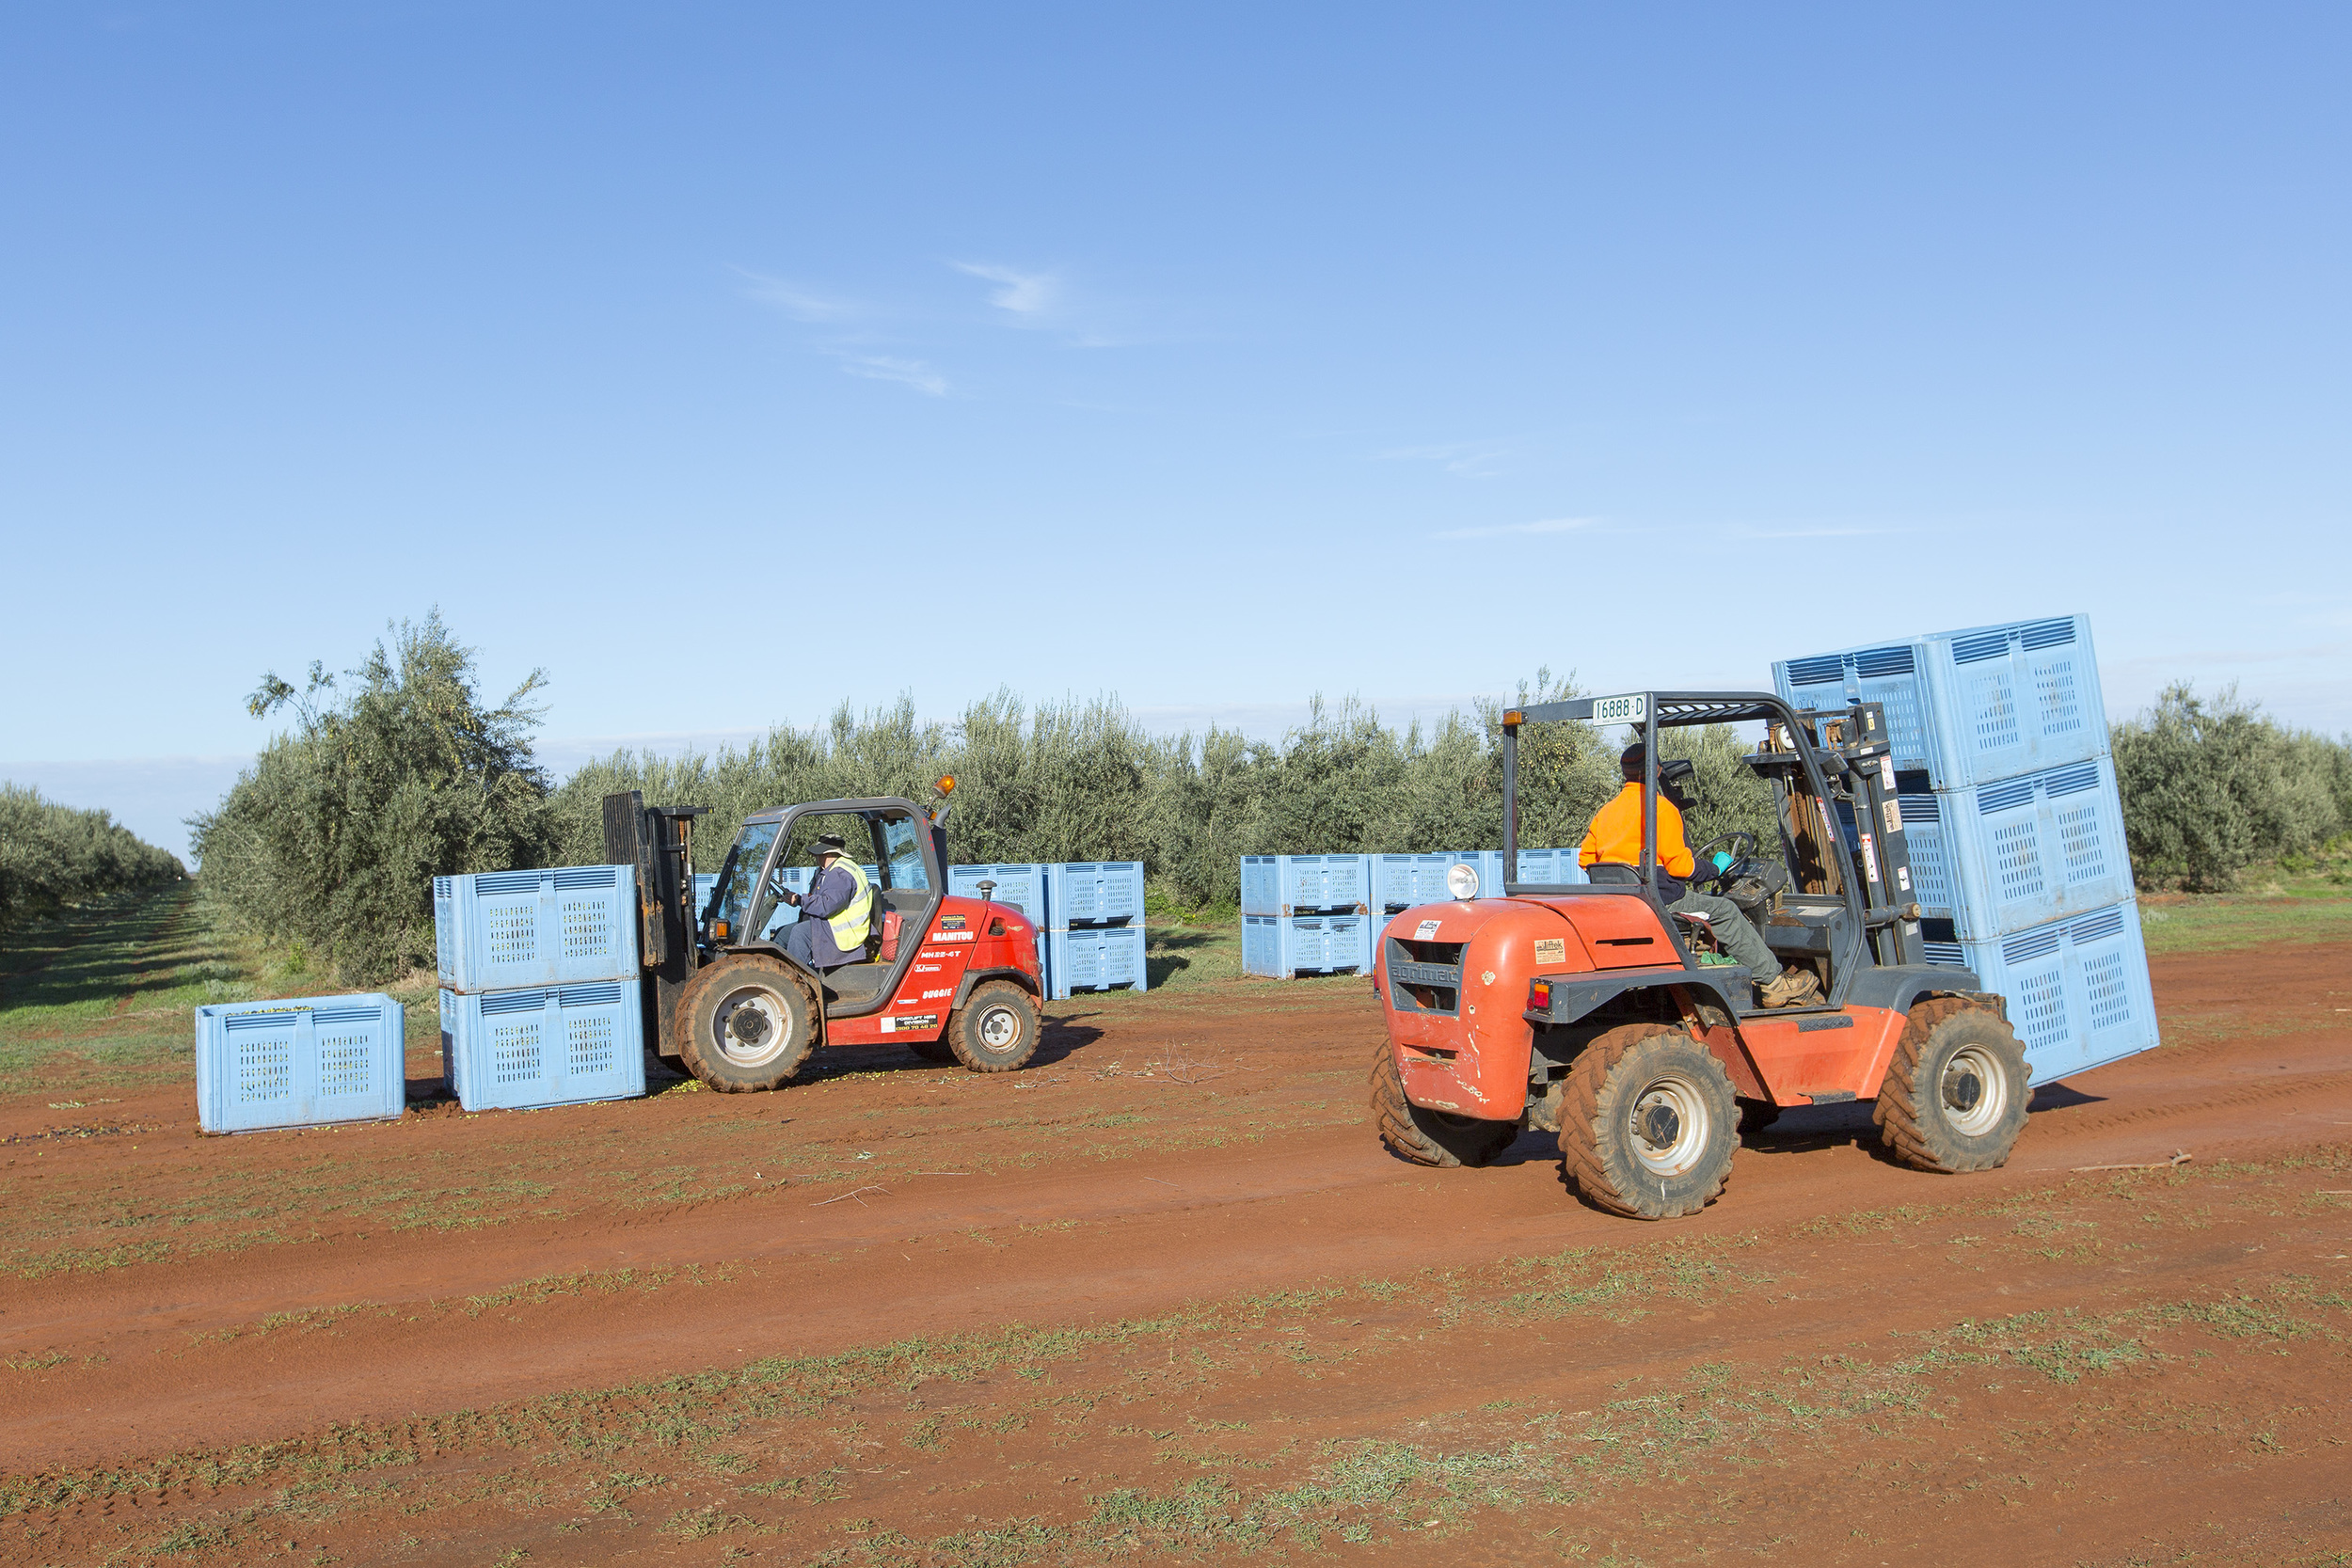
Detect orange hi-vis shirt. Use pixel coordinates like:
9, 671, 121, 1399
1579, 783, 1696, 879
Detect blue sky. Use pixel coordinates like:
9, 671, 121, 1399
5, 3, 2347, 860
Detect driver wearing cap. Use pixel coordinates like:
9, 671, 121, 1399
778, 833, 875, 973
1581, 743, 1814, 1008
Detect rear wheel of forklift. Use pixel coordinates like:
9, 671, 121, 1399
675, 954, 818, 1092
1559, 1022, 1739, 1219
1367, 1040, 1518, 1168
946, 982, 1041, 1073
1874, 999, 2029, 1173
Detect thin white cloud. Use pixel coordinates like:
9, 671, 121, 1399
1727, 525, 1899, 540
953, 261, 1061, 319
1380, 439, 1511, 478
735, 268, 859, 323
1433, 516, 1597, 541
836, 355, 947, 397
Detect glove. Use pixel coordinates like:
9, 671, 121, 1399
1711, 851, 1735, 873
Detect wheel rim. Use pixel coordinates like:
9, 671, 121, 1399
1940, 1044, 2008, 1136
712, 985, 793, 1069
977, 1004, 1022, 1052
1627, 1070, 1712, 1178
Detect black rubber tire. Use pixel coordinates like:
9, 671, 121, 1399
1874, 999, 2030, 1174
1559, 1022, 1739, 1220
946, 982, 1041, 1073
675, 954, 818, 1093
1367, 1040, 1519, 1168
907, 1037, 958, 1064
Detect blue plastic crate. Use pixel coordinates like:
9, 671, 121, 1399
1239, 854, 1372, 916
439, 979, 647, 1113
1511, 847, 1590, 887
1773, 614, 2108, 790
1370, 853, 1466, 910
195, 994, 406, 1134
1920, 900, 2158, 1085
434, 864, 639, 993
1241, 912, 1375, 977
1046, 862, 1144, 926
949, 863, 1052, 924
1044, 924, 1148, 1000
1892, 757, 2135, 940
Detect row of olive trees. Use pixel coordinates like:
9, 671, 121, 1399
191, 613, 2348, 986
546, 673, 1780, 912
2113, 683, 2352, 891
0, 784, 185, 931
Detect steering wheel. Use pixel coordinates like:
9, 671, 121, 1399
1692, 831, 1758, 893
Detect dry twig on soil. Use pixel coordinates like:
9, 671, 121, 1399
2072, 1149, 2193, 1172
813, 1185, 891, 1208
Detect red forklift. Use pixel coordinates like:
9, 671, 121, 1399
602, 780, 1045, 1091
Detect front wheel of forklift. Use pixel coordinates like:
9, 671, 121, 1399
675, 955, 818, 1092
946, 982, 1041, 1074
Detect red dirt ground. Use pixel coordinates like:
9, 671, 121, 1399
2, 942, 2348, 1566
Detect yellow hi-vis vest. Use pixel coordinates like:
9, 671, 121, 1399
826, 858, 874, 951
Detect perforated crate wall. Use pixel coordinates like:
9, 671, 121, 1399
1044, 924, 1149, 1000
433, 864, 639, 993
949, 863, 1051, 923
195, 994, 406, 1133
439, 980, 646, 1112
1773, 614, 2108, 790
1510, 847, 1590, 887
1239, 855, 1372, 917
1894, 756, 2135, 940
1369, 853, 1460, 911
1045, 862, 1144, 927
1919, 899, 2158, 1085
1240, 913, 1374, 977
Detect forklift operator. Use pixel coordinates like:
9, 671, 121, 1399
777, 834, 874, 972
1580, 745, 1807, 1008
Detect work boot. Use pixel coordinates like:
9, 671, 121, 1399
1757, 968, 1822, 1009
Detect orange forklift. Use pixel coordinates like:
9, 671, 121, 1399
1371, 692, 2028, 1219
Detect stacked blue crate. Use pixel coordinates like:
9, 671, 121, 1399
435, 864, 645, 1112
946, 863, 1053, 993
434, 865, 640, 992
1511, 847, 1589, 887
1772, 614, 2106, 789
1892, 758, 2134, 938
195, 994, 407, 1133
1242, 854, 1372, 978
1774, 614, 2153, 1083
1241, 855, 1371, 916
1369, 853, 1465, 911
1242, 912, 1374, 978
1920, 904, 2157, 1084
1042, 861, 1146, 1001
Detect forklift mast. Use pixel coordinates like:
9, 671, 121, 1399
602, 791, 707, 1056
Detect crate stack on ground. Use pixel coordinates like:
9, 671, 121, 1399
434, 865, 647, 1112
1042, 862, 1147, 1000
1242, 854, 1374, 978
1774, 613, 2156, 1083
195, 993, 407, 1134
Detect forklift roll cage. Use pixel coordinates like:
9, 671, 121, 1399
1499, 691, 1935, 1001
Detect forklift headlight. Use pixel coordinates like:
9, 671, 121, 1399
710, 919, 730, 942
1446, 863, 1481, 900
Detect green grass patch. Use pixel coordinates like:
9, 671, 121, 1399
2138, 895, 2352, 954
